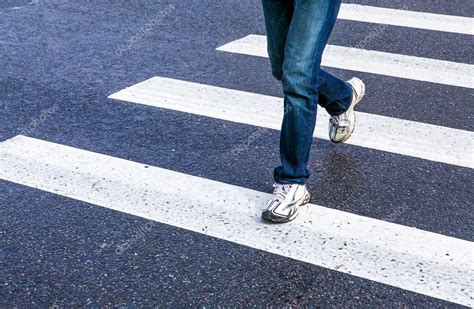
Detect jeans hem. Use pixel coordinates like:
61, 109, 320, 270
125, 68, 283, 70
273, 177, 306, 185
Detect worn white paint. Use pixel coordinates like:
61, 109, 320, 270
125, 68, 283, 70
108, 76, 474, 169
339, 4, 474, 35
0, 135, 472, 306
216, 35, 474, 89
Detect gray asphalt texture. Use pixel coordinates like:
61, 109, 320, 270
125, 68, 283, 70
0, 0, 472, 307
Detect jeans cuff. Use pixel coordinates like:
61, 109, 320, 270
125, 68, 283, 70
273, 174, 306, 185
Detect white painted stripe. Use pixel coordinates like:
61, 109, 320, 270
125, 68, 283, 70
108, 77, 474, 169
216, 35, 474, 89
339, 4, 474, 35
0, 135, 472, 306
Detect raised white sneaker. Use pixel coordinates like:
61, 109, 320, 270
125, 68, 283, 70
329, 77, 366, 143
261, 183, 311, 223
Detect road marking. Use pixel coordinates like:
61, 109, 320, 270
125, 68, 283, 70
216, 35, 474, 89
108, 76, 474, 169
0, 135, 472, 306
338, 4, 474, 35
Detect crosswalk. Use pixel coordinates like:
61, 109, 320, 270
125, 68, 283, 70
1, 2, 473, 307
108, 76, 473, 168
217, 35, 474, 88
0, 135, 472, 306
337, 4, 473, 35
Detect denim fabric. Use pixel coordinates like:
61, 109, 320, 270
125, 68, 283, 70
262, 0, 353, 184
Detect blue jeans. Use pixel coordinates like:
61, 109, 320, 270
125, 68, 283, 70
262, 0, 353, 185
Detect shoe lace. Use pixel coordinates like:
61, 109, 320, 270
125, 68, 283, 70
330, 113, 348, 128
272, 183, 292, 201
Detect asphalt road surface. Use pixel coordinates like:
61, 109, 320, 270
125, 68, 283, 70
1, 0, 473, 307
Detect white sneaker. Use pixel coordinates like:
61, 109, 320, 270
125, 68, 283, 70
329, 77, 366, 143
261, 183, 311, 223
